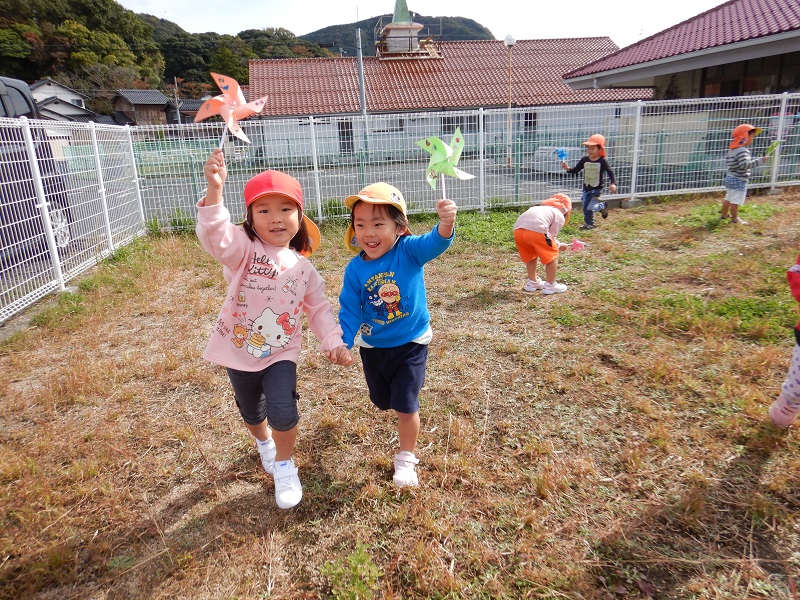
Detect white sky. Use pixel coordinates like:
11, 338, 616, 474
117, 0, 726, 50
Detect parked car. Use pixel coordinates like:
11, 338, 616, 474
0, 76, 72, 267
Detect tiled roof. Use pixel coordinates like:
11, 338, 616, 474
249, 39, 652, 117
565, 0, 800, 78
70, 114, 122, 125
115, 89, 170, 106
169, 99, 206, 111
112, 111, 136, 125
36, 96, 60, 107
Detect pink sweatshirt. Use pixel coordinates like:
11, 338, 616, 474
196, 200, 344, 372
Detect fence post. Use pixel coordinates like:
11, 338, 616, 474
88, 122, 115, 252
308, 116, 324, 221
478, 108, 485, 213
769, 92, 789, 194
124, 125, 147, 228
20, 116, 66, 290
513, 134, 521, 202
627, 100, 643, 206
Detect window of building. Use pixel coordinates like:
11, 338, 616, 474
441, 114, 477, 134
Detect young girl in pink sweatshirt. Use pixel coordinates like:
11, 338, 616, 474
196, 149, 352, 509
770, 253, 800, 428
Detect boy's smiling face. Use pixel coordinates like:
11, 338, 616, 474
585, 144, 602, 160
352, 202, 407, 261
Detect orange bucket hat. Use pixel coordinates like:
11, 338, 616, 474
541, 193, 572, 224
581, 133, 606, 158
729, 123, 763, 149
582, 134, 606, 157
243, 170, 321, 257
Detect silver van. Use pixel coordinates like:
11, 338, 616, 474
0, 76, 72, 266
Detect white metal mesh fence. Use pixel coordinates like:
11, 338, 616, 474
0, 117, 142, 322
2, 93, 799, 323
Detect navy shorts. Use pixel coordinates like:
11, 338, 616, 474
226, 361, 299, 431
359, 341, 428, 414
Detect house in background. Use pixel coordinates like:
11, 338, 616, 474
165, 98, 205, 125
243, 0, 651, 164
30, 79, 123, 124
113, 90, 171, 126
248, 37, 651, 117
563, 0, 800, 100
30, 79, 89, 113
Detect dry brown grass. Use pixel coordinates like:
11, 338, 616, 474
1, 190, 799, 599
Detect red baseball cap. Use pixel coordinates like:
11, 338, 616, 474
244, 170, 321, 256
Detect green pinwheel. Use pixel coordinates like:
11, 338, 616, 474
766, 140, 782, 156
416, 127, 474, 197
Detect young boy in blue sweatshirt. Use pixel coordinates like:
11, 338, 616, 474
338, 182, 457, 487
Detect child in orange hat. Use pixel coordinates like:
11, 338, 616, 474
513, 193, 573, 294
561, 134, 617, 230
721, 123, 768, 225
196, 149, 353, 510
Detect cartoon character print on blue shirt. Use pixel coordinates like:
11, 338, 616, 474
379, 282, 402, 319
368, 291, 387, 319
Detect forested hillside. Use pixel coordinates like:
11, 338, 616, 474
0, 0, 492, 114
301, 14, 495, 57
0, 0, 335, 112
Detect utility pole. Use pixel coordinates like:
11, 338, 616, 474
173, 77, 182, 125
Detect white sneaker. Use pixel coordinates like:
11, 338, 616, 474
273, 458, 302, 509
542, 281, 568, 295
393, 451, 419, 487
522, 277, 545, 292
256, 436, 277, 474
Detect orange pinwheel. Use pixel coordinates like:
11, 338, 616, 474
194, 72, 267, 146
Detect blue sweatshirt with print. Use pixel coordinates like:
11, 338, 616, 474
338, 226, 454, 349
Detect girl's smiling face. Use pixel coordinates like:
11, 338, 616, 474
352, 202, 407, 261
248, 194, 301, 248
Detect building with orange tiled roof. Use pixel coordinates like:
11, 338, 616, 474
249, 37, 651, 118
563, 0, 800, 99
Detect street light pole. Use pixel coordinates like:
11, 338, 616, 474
504, 35, 515, 168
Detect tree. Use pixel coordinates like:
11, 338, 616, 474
207, 35, 255, 83
160, 31, 207, 82
0, 23, 41, 78
58, 63, 140, 113
209, 47, 249, 83
55, 20, 137, 71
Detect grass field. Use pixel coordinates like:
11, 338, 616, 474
1, 189, 799, 599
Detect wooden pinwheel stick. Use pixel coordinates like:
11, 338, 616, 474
218, 124, 228, 150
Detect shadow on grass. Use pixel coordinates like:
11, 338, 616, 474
585, 420, 798, 598
0, 445, 362, 598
